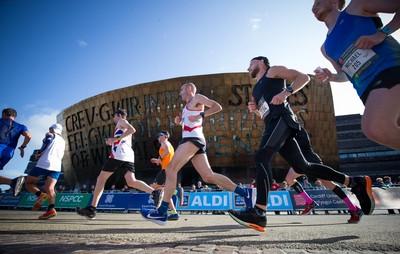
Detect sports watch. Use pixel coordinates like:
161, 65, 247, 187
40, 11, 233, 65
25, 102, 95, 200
285, 86, 294, 94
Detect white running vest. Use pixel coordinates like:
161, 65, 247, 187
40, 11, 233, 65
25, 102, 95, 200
36, 134, 66, 172
110, 127, 135, 162
181, 106, 204, 139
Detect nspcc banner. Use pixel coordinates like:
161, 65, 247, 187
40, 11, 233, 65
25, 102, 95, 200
17, 193, 91, 209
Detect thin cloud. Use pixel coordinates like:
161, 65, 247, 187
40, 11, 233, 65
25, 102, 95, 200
77, 39, 88, 48
250, 18, 262, 31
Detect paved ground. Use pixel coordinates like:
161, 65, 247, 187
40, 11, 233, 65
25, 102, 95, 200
0, 209, 399, 253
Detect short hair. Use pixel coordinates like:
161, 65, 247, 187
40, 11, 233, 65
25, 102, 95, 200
338, 0, 345, 10
2, 108, 17, 118
183, 82, 197, 94
252, 56, 270, 67
113, 108, 127, 117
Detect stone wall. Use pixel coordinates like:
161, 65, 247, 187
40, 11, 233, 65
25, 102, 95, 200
58, 73, 338, 188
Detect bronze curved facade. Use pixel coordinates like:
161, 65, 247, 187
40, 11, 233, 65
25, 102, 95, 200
57, 73, 338, 189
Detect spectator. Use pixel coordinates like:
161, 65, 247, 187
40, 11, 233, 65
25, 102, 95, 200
175, 183, 184, 208
271, 179, 280, 191
383, 176, 393, 187
280, 181, 290, 190
314, 180, 325, 190
89, 185, 95, 194
375, 178, 388, 188
80, 184, 88, 193
109, 184, 117, 193
301, 176, 313, 189
196, 181, 204, 192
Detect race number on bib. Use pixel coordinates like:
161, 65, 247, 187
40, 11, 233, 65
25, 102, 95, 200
341, 46, 376, 78
258, 98, 270, 119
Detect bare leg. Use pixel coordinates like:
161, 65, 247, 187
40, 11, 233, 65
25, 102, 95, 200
43, 176, 57, 205
91, 171, 113, 207
125, 172, 153, 194
163, 142, 199, 203
362, 85, 400, 150
191, 154, 237, 191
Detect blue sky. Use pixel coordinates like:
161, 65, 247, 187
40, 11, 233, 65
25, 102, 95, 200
0, 0, 398, 188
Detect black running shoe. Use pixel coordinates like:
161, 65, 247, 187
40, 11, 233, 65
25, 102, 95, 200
76, 206, 96, 220
151, 189, 164, 208
350, 176, 375, 215
228, 208, 267, 232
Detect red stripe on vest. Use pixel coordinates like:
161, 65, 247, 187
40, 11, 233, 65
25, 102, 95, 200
183, 125, 202, 132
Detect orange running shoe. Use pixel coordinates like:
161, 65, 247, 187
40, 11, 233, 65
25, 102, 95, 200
38, 209, 57, 220
228, 208, 267, 232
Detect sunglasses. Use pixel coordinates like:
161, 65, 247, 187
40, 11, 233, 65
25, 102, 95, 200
157, 132, 166, 138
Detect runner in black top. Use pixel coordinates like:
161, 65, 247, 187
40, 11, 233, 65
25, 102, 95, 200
228, 56, 375, 232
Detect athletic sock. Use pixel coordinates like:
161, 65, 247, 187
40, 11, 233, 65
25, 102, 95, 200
158, 201, 169, 214
331, 186, 357, 211
342, 197, 357, 211
234, 186, 246, 197
299, 191, 314, 205
291, 182, 313, 204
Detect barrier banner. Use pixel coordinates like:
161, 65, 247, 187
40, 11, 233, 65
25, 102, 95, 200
177, 192, 232, 211
266, 191, 293, 211
0, 193, 20, 207
7, 188, 399, 212
16, 193, 92, 209
290, 189, 348, 211
96, 193, 132, 210
370, 187, 400, 210
177, 191, 293, 211
232, 191, 293, 211
17, 193, 48, 208
56, 193, 92, 208
96, 193, 159, 210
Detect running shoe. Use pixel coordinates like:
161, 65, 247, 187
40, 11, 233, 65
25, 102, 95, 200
32, 193, 48, 211
228, 208, 267, 232
347, 207, 363, 224
350, 176, 375, 215
11, 176, 25, 197
141, 208, 167, 226
300, 201, 318, 215
76, 206, 96, 220
167, 213, 179, 221
151, 189, 164, 208
244, 188, 256, 209
38, 209, 57, 220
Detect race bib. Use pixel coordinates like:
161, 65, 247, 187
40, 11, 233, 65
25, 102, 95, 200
258, 98, 270, 119
341, 45, 376, 78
